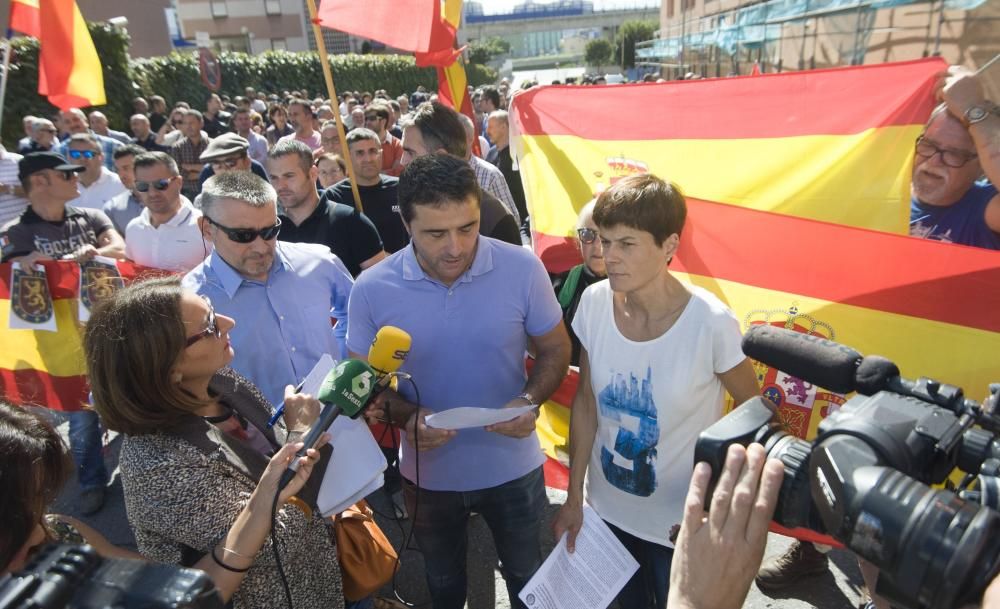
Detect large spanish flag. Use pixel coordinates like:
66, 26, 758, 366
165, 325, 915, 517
513, 60, 1000, 492
38, 0, 106, 110
0, 261, 153, 411
511, 58, 946, 273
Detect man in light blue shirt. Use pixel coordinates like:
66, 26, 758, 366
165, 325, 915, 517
347, 154, 570, 609
183, 171, 352, 408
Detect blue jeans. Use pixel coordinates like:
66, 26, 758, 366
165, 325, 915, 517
67, 409, 108, 490
607, 521, 673, 609
403, 466, 547, 609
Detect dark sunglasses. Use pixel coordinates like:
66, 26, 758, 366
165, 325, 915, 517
577, 227, 598, 244
56, 170, 79, 181
205, 216, 282, 243
135, 177, 178, 192
914, 136, 977, 169
68, 149, 98, 160
186, 297, 220, 347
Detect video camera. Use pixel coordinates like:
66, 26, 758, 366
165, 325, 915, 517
0, 544, 223, 609
695, 325, 1000, 609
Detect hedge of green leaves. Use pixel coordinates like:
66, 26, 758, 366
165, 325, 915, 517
2, 23, 497, 147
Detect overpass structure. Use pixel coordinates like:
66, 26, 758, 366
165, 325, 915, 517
458, 3, 660, 43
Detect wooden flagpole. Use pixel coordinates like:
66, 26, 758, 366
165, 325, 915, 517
304, 0, 364, 214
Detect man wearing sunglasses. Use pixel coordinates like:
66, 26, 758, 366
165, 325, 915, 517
65, 134, 128, 212
182, 171, 353, 409
55, 108, 122, 172
125, 152, 210, 273
908, 67, 999, 250
365, 101, 404, 177
1, 151, 125, 265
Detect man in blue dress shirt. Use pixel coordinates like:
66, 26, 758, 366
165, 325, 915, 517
183, 171, 353, 408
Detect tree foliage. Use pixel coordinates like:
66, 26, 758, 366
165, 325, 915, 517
615, 20, 658, 69
584, 38, 614, 72
467, 36, 512, 65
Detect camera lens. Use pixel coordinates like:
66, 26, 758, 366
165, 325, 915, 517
760, 431, 816, 530
843, 469, 1000, 609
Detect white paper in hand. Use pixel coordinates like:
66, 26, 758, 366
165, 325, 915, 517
424, 405, 535, 430
518, 506, 638, 609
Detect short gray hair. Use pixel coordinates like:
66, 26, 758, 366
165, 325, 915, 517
134, 151, 179, 176
269, 139, 314, 173
346, 127, 380, 148
200, 171, 277, 217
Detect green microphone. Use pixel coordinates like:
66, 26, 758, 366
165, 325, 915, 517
278, 358, 376, 489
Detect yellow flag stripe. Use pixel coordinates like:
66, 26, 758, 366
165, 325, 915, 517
0, 300, 86, 377
519, 126, 920, 236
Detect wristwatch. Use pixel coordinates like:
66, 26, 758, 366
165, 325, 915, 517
964, 104, 991, 127
516, 392, 541, 417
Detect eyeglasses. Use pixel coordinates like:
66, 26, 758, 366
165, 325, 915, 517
364, 115, 381, 122
56, 170, 79, 181
68, 149, 98, 160
209, 156, 244, 170
185, 297, 220, 347
577, 227, 598, 244
135, 177, 178, 192
321, 136, 340, 145
205, 216, 282, 243
914, 136, 977, 168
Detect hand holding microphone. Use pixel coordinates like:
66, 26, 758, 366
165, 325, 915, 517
277, 358, 377, 490
363, 326, 412, 425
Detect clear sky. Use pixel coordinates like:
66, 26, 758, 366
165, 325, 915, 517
473, 0, 661, 15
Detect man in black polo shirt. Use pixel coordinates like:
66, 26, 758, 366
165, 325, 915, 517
321, 128, 411, 253
1, 152, 125, 265
268, 140, 386, 277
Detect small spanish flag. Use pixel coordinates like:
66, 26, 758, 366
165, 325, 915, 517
38, 0, 106, 110
9, 0, 41, 37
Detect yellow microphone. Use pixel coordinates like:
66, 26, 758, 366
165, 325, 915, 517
367, 326, 412, 392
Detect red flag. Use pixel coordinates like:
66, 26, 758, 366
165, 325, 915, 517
9, 0, 41, 37
317, 0, 454, 55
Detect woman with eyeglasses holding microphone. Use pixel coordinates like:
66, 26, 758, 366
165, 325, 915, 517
84, 276, 346, 609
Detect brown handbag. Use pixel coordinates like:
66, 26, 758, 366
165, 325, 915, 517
333, 499, 398, 601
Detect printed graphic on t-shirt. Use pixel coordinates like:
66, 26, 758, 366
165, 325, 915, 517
597, 366, 660, 497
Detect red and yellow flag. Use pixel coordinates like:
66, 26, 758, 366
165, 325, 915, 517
37, 0, 106, 110
0, 261, 157, 411
510, 59, 1000, 491
9, 0, 41, 37
511, 58, 946, 273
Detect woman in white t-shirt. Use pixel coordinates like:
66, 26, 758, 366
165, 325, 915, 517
552, 174, 760, 609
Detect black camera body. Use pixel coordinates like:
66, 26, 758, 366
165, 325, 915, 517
0, 544, 223, 609
694, 325, 1000, 609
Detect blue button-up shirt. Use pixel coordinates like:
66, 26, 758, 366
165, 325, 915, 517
183, 241, 353, 408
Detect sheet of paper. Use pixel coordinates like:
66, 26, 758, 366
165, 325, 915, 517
424, 405, 535, 430
300, 353, 336, 396
317, 415, 388, 517
518, 505, 639, 609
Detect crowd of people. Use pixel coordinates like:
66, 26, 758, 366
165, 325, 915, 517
0, 62, 997, 609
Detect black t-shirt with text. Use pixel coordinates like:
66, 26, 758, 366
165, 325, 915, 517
1, 206, 114, 262
278, 199, 384, 277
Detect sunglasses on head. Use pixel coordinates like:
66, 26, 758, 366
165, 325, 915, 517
135, 177, 178, 192
205, 216, 282, 243
68, 149, 98, 160
185, 296, 220, 347
577, 227, 598, 244
209, 157, 244, 170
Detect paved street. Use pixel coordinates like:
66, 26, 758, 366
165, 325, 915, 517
52, 429, 866, 609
